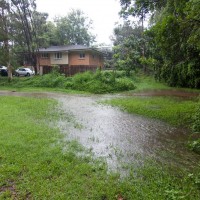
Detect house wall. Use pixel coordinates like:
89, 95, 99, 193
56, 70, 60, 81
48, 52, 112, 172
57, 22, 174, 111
89, 53, 104, 68
37, 49, 104, 75
38, 56, 51, 66
68, 52, 90, 66
50, 52, 68, 65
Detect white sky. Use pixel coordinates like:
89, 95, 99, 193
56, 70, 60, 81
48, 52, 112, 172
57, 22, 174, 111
36, 0, 122, 45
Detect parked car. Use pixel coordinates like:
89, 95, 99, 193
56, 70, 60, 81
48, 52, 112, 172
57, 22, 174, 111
0, 66, 7, 72
15, 68, 35, 76
0, 69, 8, 76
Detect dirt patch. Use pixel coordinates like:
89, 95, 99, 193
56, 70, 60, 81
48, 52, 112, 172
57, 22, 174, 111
0, 181, 17, 199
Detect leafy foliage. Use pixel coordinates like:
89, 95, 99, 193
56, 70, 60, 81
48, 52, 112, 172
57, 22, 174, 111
119, 0, 200, 88
112, 22, 145, 75
0, 70, 135, 94
54, 9, 95, 46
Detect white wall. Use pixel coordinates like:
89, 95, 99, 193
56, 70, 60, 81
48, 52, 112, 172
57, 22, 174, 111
50, 52, 68, 65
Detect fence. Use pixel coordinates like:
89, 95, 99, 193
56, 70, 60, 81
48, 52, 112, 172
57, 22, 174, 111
42, 65, 99, 76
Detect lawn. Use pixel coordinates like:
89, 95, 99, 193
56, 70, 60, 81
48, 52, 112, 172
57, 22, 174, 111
104, 96, 199, 127
0, 96, 200, 199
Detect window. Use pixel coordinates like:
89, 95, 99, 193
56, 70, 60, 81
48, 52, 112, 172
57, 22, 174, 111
79, 53, 85, 59
41, 53, 49, 58
55, 52, 62, 59
92, 54, 95, 59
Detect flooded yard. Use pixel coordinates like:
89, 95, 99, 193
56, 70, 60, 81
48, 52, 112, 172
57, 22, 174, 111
1, 90, 199, 173
56, 94, 200, 173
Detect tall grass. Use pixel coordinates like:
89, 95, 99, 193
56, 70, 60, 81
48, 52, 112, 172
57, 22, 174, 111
0, 70, 136, 94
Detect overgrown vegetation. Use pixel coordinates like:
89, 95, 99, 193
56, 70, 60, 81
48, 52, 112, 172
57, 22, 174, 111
0, 70, 136, 93
115, 0, 200, 88
0, 96, 200, 199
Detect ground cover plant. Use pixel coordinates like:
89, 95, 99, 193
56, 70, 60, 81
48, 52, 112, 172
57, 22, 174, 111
1, 96, 200, 199
0, 70, 135, 94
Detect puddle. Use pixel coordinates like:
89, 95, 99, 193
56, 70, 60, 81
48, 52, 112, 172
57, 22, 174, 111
55, 94, 200, 173
1, 90, 200, 174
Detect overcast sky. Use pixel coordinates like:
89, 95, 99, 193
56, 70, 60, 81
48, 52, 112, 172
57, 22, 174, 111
36, 0, 122, 45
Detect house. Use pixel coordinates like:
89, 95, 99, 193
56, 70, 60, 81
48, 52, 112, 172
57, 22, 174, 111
37, 45, 104, 76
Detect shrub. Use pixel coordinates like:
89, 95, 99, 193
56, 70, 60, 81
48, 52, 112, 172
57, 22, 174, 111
115, 78, 136, 91
0, 70, 135, 93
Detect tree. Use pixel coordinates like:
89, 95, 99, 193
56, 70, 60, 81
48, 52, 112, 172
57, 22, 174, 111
55, 9, 95, 46
112, 22, 145, 75
119, 0, 200, 88
0, 0, 51, 76
0, 0, 12, 81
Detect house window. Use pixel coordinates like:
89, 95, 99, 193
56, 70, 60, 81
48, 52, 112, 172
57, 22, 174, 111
79, 53, 85, 59
55, 52, 62, 59
41, 53, 49, 58
92, 54, 95, 59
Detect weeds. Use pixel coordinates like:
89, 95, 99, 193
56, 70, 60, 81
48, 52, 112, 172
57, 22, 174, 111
0, 70, 135, 94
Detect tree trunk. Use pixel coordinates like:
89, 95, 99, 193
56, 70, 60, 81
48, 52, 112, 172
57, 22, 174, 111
141, 10, 146, 73
2, 5, 12, 81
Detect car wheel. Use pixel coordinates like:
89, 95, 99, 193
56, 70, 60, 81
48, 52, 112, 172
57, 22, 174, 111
16, 73, 19, 77
27, 73, 30, 76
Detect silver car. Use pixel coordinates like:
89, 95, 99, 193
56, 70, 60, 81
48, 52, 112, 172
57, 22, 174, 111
15, 68, 35, 76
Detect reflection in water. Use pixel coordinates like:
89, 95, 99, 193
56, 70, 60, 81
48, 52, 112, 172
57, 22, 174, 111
1, 91, 199, 173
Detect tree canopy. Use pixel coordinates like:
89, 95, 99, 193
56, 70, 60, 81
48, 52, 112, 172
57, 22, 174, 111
117, 0, 200, 88
54, 9, 95, 46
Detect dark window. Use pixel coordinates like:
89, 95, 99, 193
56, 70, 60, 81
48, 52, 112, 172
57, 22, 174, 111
79, 53, 85, 58
55, 52, 62, 59
41, 53, 49, 58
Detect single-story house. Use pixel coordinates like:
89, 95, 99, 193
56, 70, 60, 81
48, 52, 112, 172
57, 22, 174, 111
37, 45, 104, 76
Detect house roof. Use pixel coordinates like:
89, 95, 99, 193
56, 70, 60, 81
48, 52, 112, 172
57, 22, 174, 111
39, 45, 102, 54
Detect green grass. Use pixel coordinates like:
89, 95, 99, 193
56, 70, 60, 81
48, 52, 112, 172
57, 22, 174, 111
104, 97, 198, 127
133, 75, 171, 91
1, 96, 200, 199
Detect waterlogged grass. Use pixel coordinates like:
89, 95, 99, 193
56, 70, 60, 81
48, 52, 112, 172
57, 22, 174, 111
1, 96, 200, 199
133, 75, 170, 91
104, 97, 198, 127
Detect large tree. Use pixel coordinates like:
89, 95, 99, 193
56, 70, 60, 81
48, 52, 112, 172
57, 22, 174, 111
55, 9, 95, 46
0, 0, 49, 76
112, 22, 145, 75
119, 0, 200, 88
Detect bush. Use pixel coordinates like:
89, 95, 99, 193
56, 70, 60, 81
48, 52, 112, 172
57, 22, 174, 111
0, 70, 136, 94
70, 71, 135, 93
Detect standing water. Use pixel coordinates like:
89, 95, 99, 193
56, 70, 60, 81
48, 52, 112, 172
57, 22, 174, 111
1, 91, 199, 173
